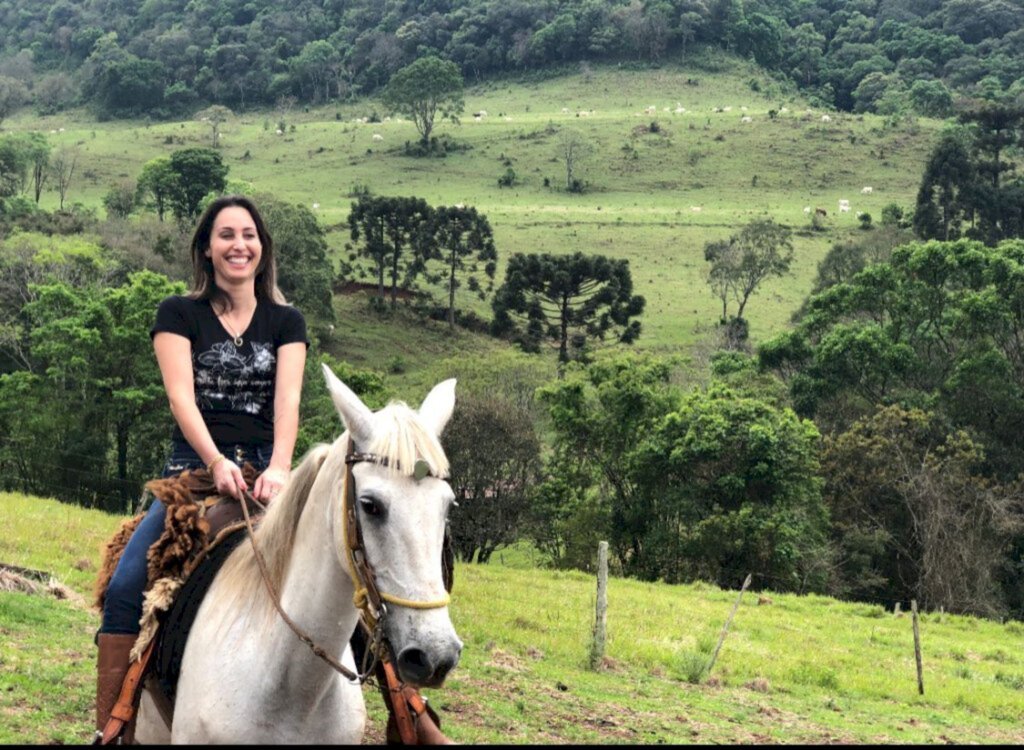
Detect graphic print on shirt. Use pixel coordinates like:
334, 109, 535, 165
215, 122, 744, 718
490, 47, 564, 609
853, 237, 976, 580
194, 341, 275, 415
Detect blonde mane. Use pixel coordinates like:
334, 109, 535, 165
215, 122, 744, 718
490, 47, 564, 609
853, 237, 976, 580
209, 443, 331, 628
207, 401, 448, 629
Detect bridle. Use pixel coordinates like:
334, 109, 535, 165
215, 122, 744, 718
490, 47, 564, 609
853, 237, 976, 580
341, 437, 452, 631
238, 435, 451, 685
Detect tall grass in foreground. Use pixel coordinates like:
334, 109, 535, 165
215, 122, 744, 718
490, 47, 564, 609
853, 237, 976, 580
1, 492, 1022, 744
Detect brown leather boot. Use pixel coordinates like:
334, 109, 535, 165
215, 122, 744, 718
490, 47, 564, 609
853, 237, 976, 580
95, 633, 137, 742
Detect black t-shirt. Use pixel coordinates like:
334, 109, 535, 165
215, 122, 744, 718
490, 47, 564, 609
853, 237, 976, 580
151, 295, 309, 446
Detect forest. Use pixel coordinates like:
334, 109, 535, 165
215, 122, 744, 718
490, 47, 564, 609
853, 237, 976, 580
0, 0, 1021, 119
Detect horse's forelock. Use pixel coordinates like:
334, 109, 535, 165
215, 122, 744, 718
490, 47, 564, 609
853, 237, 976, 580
366, 401, 450, 480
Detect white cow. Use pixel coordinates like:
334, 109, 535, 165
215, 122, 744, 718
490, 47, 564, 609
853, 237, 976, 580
861, 186, 873, 194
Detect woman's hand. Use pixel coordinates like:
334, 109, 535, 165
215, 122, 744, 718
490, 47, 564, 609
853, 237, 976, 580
253, 466, 289, 504
212, 457, 247, 500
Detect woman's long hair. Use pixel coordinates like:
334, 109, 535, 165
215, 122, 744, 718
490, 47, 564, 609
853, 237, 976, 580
188, 195, 287, 311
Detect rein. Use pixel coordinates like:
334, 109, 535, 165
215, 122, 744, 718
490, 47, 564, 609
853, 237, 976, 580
237, 436, 451, 685
238, 489, 368, 683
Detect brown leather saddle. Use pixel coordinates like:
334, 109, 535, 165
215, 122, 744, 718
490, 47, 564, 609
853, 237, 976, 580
94, 466, 266, 744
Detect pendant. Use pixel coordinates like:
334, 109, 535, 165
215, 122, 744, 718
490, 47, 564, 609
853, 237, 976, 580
233, 336, 244, 347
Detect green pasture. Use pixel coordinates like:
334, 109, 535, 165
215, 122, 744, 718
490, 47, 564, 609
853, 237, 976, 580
5, 61, 942, 354
2, 492, 1022, 744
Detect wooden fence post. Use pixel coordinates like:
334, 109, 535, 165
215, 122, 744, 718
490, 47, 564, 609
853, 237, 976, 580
589, 541, 609, 669
911, 599, 924, 695
706, 573, 753, 677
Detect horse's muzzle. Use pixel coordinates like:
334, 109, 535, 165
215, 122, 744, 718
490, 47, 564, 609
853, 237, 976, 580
395, 639, 462, 687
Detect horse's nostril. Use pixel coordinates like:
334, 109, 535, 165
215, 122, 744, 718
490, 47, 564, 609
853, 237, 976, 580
396, 647, 433, 684
432, 653, 459, 683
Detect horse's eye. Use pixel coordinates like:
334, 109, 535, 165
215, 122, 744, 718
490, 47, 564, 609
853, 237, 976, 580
359, 497, 383, 518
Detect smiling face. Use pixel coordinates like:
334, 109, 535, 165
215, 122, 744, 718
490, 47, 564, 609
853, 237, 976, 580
205, 205, 263, 289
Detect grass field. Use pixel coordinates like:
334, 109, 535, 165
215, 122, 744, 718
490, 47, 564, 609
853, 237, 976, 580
5, 58, 942, 364
2, 492, 1022, 744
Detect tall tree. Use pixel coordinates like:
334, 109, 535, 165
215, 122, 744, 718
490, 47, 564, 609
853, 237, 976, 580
913, 129, 976, 241
257, 195, 335, 324
166, 147, 228, 222
445, 391, 542, 564
961, 104, 1024, 244
559, 128, 593, 192
491, 251, 645, 365
760, 238, 1024, 482
704, 217, 794, 326
137, 156, 175, 222
429, 204, 497, 330
49, 146, 78, 211
381, 56, 464, 147
194, 105, 233, 148
347, 195, 433, 308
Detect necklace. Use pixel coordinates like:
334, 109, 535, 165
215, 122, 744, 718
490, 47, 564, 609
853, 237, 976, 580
218, 306, 253, 348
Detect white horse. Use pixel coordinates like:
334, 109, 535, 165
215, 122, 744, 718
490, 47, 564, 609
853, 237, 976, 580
135, 365, 462, 743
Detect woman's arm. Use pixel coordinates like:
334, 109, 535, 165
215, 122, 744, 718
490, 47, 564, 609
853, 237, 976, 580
251, 341, 307, 502
153, 331, 248, 499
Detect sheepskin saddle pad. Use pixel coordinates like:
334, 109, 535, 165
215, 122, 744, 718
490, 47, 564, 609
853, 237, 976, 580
94, 464, 265, 668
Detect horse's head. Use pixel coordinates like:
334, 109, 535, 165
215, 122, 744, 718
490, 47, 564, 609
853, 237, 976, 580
322, 364, 462, 688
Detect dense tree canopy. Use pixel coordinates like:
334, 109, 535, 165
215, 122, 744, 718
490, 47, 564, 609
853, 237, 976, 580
760, 238, 1024, 480
535, 353, 828, 589
0, 0, 1020, 118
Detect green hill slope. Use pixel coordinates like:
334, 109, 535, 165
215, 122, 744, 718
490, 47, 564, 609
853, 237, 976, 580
6, 62, 940, 361
2, 492, 1021, 744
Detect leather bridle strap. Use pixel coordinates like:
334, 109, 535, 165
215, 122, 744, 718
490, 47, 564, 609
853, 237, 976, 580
341, 436, 451, 636
238, 489, 365, 683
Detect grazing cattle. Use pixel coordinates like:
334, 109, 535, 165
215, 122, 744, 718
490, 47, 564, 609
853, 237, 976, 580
691, 206, 702, 212
780, 107, 789, 113
674, 106, 686, 113
838, 199, 851, 212
372, 133, 383, 141
561, 107, 569, 114
815, 207, 828, 217
861, 186, 873, 194
803, 206, 812, 214
821, 114, 832, 122
741, 116, 752, 123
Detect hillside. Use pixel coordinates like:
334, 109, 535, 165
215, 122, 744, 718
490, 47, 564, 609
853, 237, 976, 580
0, 0, 1018, 118
5, 62, 941, 360
2, 492, 1022, 744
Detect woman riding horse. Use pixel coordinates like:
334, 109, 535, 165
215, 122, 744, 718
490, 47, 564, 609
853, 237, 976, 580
95, 195, 451, 744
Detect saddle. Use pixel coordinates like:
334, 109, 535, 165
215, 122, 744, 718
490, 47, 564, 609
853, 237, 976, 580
94, 465, 458, 745
94, 466, 266, 742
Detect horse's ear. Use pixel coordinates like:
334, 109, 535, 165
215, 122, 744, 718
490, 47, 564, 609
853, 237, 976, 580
322, 363, 375, 444
418, 378, 457, 437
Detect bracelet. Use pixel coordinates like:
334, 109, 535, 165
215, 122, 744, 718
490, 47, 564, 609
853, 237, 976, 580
207, 453, 226, 472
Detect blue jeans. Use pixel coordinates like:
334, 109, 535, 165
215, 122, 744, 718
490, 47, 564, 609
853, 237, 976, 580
100, 441, 272, 635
